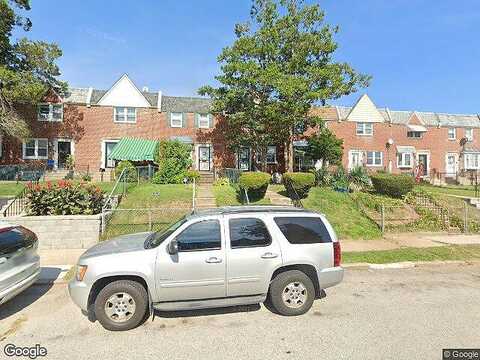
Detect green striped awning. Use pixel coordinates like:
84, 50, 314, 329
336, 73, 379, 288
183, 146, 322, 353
108, 138, 159, 162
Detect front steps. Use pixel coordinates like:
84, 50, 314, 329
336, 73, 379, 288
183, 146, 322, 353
195, 184, 217, 209
267, 189, 292, 206
198, 171, 214, 185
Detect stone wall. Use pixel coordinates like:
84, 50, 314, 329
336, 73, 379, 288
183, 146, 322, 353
8, 214, 102, 249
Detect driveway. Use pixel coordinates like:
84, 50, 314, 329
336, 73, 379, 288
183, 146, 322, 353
1, 264, 479, 360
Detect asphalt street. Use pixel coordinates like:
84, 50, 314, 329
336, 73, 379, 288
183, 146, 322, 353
1, 264, 479, 360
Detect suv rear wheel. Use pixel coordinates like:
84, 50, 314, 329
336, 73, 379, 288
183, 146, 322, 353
94, 280, 148, 331
266, 270, 315, 316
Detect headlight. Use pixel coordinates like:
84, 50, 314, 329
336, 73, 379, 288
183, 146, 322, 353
76, 265, 88, 281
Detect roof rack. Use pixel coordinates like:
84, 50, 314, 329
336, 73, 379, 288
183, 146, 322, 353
191, 206, 310, 217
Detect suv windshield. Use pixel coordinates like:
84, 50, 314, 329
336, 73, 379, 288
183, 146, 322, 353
145, 217, 188, 249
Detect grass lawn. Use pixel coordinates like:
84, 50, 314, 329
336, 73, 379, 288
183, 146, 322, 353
0, 181, 26, 197
418, 183, 477, 198
213, 185, 271, 206
343, 244, 480, 264
303, 187, 382, 240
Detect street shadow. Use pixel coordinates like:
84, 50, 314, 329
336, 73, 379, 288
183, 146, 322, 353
0, 267, 62, 320
154, 303, 261, 319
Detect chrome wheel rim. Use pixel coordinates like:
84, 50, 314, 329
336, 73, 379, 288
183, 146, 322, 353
104, 292, 136, 323
282, 282, 307, 309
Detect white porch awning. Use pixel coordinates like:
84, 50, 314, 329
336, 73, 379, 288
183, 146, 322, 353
397, 146, 416, 153
407, 124, 427, 132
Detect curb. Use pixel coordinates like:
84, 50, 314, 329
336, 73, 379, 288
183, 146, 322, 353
343, 260, 480, 270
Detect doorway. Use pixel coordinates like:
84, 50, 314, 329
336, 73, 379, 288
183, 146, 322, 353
417, 153, 429, 177
56, 139, 73, 169
237, 147, 251, 171
198, 146, 211, 171
445, 153, 458, 177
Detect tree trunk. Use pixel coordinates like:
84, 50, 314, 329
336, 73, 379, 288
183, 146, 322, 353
287, 126, 294, 172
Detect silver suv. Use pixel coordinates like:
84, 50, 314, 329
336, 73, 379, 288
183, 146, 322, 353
69, 206, 343, 331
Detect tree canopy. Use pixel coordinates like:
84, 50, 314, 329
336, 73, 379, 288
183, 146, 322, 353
0, 0, 66, 139
199, 0, 370, 171
306, 127, 344, 167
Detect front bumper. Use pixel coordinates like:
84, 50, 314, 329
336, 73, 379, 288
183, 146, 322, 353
0, 268, 41, 306
68, 279, 91, 312
317, 266, 344, 289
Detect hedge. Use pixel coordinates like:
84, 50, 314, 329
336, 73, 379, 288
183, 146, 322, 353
238, 172, 271, 201
370, 173, 414, 198
283, 172, 315, 198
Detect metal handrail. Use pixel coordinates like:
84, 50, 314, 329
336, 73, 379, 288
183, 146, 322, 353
102, 167, 130, 211
192, 178, 196, 210
3, 186, 28, 217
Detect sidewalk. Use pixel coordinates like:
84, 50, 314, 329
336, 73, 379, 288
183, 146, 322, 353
342, 233, 480, 252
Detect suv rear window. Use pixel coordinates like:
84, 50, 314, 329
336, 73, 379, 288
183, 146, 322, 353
274, 217, 332, 244
229, 218, 271, 248
0, 226, 37, 256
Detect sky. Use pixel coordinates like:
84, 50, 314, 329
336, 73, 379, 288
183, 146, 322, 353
16, 0, 480, 113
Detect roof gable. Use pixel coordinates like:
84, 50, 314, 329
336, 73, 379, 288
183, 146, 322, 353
346, 94, 385, 123
97, 74, 151, 108
407, 112, 425, 126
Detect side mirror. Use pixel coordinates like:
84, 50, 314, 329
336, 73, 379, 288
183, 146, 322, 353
167, 239, 179, 255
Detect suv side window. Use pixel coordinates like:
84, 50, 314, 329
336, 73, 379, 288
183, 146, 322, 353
176, 220, 221, 251
229, 218, 271, 248
274, 217, 332, 244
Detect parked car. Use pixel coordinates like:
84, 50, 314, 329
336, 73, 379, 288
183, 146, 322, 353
69, 206, 343, 331
0, 224, 41, 305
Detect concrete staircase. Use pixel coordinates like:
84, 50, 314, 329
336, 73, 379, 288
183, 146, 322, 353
195, 184, 217, 209
267, 189, 292, 206
198, 171, 214, 185
43, 169, 72, 181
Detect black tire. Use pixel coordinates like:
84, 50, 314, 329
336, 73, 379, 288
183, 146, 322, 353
266, 270, 315, 316
94, 280, 149, 331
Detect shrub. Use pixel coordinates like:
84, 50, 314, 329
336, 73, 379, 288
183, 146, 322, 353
26, 180, 104, 216
153, 140, 192, 184
213, 177, 230, 187
348, 166, 371, 192
331, 166, 349, 190
283, 172, 315, 198
238, 172, 270, 201
185, 170, 200, 183
115, 160, 137, 182
310, 168, 332, 187
370, 173, 414, 198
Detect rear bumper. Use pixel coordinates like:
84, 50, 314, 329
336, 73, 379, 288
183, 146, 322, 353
0, 268, 41, 306
317, 266, 344, 289
68, 280, 91, 312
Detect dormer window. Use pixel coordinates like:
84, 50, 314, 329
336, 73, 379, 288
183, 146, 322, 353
37, 103, 63, 122
114, 107, 136, 123
407, 131, 423, 139
356, 122, 373, 136
448, 128, 456, 140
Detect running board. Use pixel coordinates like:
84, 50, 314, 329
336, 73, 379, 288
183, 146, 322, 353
153, 294, 266, 312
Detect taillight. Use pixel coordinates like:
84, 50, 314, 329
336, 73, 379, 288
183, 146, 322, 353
333, 242, 341, 267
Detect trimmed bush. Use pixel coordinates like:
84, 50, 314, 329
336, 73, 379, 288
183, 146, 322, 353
283, 172, 315, 198
238, 172, 270, 201
185, 170, 200, 182
153, 140, 192, 184
213, 177, 230, 187
370, 173, 414, 198
115, 160, 137, 182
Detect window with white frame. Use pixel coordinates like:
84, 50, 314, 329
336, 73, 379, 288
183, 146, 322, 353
170, 113, 183, 128
198, 114, 210, 129
366, 151, 383, 166
397, 152, 413, 168
448, 128, 456, 140
465, 128, 474, 142
407, 131, 422, 138
256, 146, 277, 164
114, 107, 136, 123
356, 122, 373, 136
465, 153, 480, 170
23, 139, 48, 159
37, 103, 63, 121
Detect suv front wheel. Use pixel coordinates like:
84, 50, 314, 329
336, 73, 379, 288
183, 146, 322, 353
94, 280, 149, 331
266, 270, 315, 316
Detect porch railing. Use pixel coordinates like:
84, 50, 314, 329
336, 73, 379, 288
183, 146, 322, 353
3, 187, 28, 217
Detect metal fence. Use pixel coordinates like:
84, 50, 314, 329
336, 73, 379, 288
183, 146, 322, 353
0, 164, 45, 181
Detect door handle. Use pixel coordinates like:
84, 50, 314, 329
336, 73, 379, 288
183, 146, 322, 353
205, 257, 222, 264
261, 252, 278, 259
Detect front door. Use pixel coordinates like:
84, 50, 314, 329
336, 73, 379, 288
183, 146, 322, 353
225, 216, 282, 297
445, 153, 458, 177
155, 219, 225, 302
57, 141, 72, 169
198, 146, 211, 171
348, 150, 363, 170
238, 147, 251, 171
417, 154, 429, 176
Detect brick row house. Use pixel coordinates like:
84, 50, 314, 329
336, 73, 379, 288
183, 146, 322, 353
2, 74, 480, 182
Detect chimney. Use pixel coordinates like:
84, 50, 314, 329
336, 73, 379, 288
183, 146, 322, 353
142, 86, 149, 93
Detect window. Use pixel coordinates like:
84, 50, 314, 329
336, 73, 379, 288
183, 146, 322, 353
465, 129, 474, 142
448, 128, 456, 140
366, 151, 383, 166
176, 220, 221, 251
229, 218, 271, 248
197, 114, 210, 129
37, 104, 63, 121
356, 122, 373, 136
407, 131, 422, 138
397, 152, 413, 168
23, 139, 48, 160
274, 217, 332, 244
114, 107, 136, 123
0, 226, 37, 256
256, 146, 277, 164
170, 113, 183, 128
465, 153, 480, 170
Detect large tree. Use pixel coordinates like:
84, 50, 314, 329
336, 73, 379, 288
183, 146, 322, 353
200, 0, 370, 171
306, 127, 343, 167
0, 0, 66, 139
